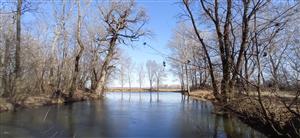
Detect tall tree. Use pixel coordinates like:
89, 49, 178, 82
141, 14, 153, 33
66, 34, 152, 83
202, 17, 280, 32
146, 60, 156, 91
154, 63, 166, 91
137, 63, 145, 89
13, 0, 22, 97
126, 58, 135, 90
69, 0, 85, 97
95, 0, 147, 96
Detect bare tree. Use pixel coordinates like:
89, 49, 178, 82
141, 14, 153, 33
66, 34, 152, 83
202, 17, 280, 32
146, 60, 156, 91
69, 0, 86, 97
95, 0, 148, 96
118, 59, 127, 90
126, 58, 135, 90
168, 23, 209, 93
12, 0, 22, 97
137, 63, 145, 89
154, 62, 166, 91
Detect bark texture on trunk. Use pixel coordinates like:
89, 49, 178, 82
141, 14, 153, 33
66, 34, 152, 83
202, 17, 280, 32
70, 1, 84, 97
2, 38, 11, 97
15, 0, 22, 79
13, 0, 22, 98
96, 37, 117, 96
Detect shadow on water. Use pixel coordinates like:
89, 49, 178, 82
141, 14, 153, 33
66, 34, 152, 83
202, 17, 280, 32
0, 92, 266, 137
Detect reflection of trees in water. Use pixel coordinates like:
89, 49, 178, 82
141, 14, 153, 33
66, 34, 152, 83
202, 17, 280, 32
150, 92, 153, 103
139, 91, 142, 101
224, 115, 259, 138
213, 115, 220, 138
174, 96, 211, 137
181, 95, 190, 104
121, 91, 124, 100
176, 97, 263, 138
97, 99, 111, 136
129, 92, 131, 102
67, 105, 75, 137
156, 92, 160, 102
223, 116, 238, 138
194, 101, 214, 136
221, 115, 263, 138
118, 92, 163, 103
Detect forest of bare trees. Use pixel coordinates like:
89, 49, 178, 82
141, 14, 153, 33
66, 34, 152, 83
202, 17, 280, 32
166, 0, 300, 137
0, 0, 147, 100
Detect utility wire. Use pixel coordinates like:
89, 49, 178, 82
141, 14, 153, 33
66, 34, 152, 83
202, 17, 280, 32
143, 42, 185, 64
143, 42, 207, 69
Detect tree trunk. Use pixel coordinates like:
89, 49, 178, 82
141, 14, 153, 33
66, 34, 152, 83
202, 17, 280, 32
180, 64, 185, 92
13, 0, 22, 97
185, 63, 190, 96
149, 77, 153, 91
231, 0, 251, 94
156, 78, 159, 91
70, 1, 84, 97
1, 38, 10, 97
96, 36, 117, 96
15, 0, 22, 79
90, 49, 99, 91
57, 2, 68, 90
244, 50, 249, 92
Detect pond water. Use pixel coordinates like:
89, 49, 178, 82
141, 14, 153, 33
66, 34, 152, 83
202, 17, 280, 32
0, 92, 266, 138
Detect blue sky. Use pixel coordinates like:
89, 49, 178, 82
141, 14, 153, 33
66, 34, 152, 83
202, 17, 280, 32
116, 0, 182, 87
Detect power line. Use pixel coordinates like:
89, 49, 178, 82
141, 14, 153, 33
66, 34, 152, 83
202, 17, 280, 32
143, 42, 207, 69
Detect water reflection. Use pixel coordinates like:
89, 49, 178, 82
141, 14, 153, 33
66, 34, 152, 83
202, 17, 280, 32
0, 92, 266, 138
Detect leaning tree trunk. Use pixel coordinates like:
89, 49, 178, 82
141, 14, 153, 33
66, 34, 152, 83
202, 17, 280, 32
95, 36, 117, 96
183, 0, 220, 101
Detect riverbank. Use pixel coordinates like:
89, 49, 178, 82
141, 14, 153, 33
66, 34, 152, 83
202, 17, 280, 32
189, 89, 300, 138
0, 90, 101, 113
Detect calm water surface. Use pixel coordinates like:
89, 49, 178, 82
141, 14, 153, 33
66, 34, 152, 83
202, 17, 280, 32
0, 92, 266, 138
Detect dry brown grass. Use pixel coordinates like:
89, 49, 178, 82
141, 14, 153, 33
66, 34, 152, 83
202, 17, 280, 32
189, 89, 215, 101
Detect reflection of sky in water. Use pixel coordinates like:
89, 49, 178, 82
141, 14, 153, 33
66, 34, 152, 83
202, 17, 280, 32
0, 92, 266, 138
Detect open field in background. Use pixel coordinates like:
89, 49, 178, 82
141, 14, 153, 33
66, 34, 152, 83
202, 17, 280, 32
106, 88, 182, 92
